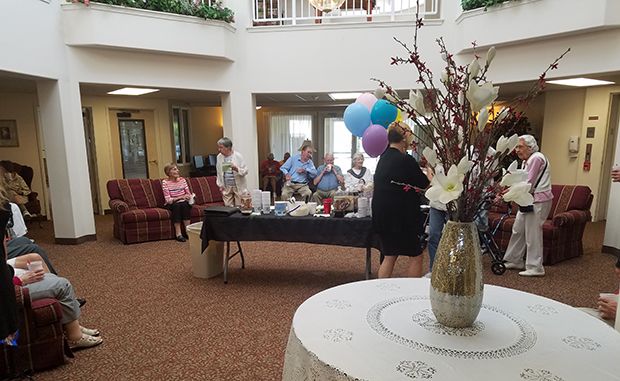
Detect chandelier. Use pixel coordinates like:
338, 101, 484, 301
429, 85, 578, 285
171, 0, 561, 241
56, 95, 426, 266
309, 0, 346, 13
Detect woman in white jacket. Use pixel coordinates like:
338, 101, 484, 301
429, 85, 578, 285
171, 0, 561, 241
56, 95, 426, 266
216, 137, 248, 206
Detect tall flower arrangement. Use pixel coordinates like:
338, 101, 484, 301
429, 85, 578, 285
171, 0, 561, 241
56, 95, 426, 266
374, 4, 569, 223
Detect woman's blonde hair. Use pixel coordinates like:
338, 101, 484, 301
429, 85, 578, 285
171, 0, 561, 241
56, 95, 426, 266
163, 163, 178, 177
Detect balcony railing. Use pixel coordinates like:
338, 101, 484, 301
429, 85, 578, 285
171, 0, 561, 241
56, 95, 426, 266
252, 0, 438, 26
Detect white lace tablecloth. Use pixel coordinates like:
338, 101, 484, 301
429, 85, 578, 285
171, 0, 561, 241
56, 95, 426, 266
282, 278, 620, 381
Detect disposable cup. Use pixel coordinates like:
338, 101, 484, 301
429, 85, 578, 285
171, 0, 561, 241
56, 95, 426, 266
28, 261, 43, 272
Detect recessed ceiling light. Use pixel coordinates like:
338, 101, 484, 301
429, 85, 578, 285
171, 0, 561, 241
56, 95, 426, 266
107, 87, 160, 96
547, 78, 614, 87
256, 106, 262, 110
328, 92, 363, 100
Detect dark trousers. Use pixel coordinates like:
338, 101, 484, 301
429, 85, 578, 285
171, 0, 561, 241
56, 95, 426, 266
7, 236, 58, 275
167, 201, 192, 222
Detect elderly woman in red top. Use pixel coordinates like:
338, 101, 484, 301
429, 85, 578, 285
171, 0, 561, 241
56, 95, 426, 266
162, 163, 193, 242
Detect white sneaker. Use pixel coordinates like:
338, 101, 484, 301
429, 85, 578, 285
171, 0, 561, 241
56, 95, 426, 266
504, 262, 525, 270
424, 272, 432, 279
519, 268, 545, 277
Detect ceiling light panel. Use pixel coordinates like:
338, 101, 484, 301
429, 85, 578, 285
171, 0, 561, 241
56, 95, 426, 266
108, 87, 160, 96
547, 78, 614, 87
328, 92, 363, 100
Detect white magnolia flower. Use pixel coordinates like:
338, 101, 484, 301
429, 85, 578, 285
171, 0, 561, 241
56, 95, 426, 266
468, 59, 480, 80
409, 89, 426, 115
466, 80, 499, 112
374, 88, 386, 99
477, 108, 489, 132
422, 146, 438, 167
507, 160, 519, 172
457, 156, 474, 175
425, 165, 464, 204
486, 47, 496, 66
500, 169, 528, 187
502, 181, 534, 206
441, 69, 449, 84
495, 107, 509, 124
496, 134, 519, 154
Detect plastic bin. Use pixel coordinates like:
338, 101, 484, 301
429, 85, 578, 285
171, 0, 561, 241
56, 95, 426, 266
186, 222, 224, 279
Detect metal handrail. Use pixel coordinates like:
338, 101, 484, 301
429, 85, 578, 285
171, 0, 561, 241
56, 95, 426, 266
252, 0, 438, 26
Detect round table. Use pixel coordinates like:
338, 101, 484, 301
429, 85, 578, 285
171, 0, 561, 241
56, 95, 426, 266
282, 278, 620, 381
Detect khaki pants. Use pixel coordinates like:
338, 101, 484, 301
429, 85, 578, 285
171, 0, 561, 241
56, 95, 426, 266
503, 200, 552, 272
281, 183, 312, 201
222, 186, 242, 207
311, 189, 337, 204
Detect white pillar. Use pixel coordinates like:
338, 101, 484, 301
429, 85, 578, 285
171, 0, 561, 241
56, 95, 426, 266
221, 91, 259, 190
37, 78, 96, 243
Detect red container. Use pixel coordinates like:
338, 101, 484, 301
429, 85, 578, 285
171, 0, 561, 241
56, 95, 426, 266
323, 198, 333, 214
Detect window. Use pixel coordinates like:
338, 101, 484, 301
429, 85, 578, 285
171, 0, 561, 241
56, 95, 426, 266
172, 107, 190, 164
268, 113, 313, 162
324, 116, 380, 173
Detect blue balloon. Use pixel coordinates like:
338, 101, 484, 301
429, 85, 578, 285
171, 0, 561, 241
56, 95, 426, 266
344, 103, 371, 137
371, 99, 398, 128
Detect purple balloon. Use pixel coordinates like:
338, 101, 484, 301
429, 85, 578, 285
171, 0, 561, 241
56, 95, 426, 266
362, 124, 388, 158
356, 92, 378, 112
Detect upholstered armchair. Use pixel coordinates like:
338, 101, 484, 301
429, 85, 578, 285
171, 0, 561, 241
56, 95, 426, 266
488, 184, 593, 265
0, 286, 69, 377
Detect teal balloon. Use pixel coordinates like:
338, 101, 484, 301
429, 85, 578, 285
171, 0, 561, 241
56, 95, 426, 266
371, 99, 398, 128
344, 103, 371, 137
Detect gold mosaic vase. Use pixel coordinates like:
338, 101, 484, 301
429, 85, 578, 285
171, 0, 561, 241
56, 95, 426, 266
429, 221, 484, 328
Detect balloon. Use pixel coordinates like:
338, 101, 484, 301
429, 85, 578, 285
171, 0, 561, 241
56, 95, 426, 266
370, 99, 398, 128
343, 103, 371, 137
356, 92, 377, 112
396, 109, 403, 122
362, 124, 388, 158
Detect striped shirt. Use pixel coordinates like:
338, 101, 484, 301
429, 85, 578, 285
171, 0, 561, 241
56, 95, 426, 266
162, 177, 190, 204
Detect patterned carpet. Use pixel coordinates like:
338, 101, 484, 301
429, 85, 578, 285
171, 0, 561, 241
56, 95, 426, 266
24, 216, 616, 381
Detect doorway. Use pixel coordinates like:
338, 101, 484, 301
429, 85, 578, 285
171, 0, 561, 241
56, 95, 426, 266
598, 93, 620, 220
82, 107, 100, 214
119, 119, 148, 179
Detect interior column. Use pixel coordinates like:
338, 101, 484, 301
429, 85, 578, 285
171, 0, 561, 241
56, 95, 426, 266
37, 78, 96, 243
221, 91, 259, 191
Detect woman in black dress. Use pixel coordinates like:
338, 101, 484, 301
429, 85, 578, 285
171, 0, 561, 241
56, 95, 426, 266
372, 122, 430, 278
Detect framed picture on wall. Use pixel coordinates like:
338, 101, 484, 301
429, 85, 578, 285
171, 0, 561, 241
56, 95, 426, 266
0, 120, 18, 147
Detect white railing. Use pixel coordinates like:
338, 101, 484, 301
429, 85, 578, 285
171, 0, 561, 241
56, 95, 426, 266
252, 0, 438, 26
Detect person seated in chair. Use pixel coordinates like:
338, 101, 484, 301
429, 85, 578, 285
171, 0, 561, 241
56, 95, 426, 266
7, 253, 103, 350
280, 141, 317, 201
260, 153, 281, 200
0, 161, 32, 219
162, 163, 193, 243
312, 153, 344, 204
344, 152, 373, 194
5, 202, 58, 274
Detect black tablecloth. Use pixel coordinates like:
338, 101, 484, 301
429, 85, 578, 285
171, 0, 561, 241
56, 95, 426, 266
200, 212, 380, 253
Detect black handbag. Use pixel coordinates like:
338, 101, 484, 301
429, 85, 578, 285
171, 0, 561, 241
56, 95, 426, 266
518, 156, 547, 214
203, 206, 239, 216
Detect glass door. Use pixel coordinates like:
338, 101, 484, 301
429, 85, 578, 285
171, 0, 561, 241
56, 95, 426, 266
119, 119, 148, 179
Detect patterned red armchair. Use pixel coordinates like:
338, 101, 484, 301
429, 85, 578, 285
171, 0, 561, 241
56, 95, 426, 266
0, 286, 68, 377
106, 176, 224, 244
488, 185, 593, 265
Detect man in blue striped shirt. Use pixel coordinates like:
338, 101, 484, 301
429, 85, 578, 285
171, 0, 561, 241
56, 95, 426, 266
280, 140, 317, 201
312, 153, 344, 204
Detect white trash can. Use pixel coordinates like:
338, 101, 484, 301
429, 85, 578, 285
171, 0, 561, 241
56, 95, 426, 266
187, 222, 224, 279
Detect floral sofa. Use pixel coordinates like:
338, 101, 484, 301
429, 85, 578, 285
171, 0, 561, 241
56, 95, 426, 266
107, 176, 224, 244
488, 184, 593, 265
